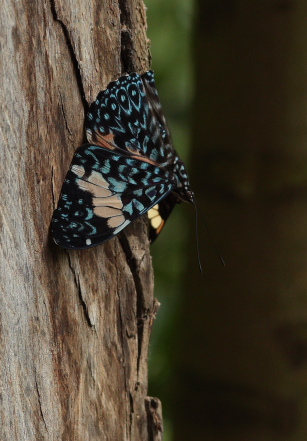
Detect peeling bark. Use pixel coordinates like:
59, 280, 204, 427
0, 0, 162, 439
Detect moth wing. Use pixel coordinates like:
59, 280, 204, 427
52, 144, 175, 249
85, 71, 174, 165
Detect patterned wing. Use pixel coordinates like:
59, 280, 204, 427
147, 193, 179, 243
85, 71, 174, 166
141, 71, 173, 153
52, 145, 175, 249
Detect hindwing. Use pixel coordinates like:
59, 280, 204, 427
52, 144, 175, 249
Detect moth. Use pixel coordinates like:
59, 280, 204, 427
52, 71, 194, 249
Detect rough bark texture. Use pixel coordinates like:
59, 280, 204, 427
175, 1, 307, 440
0, 0, 163, 440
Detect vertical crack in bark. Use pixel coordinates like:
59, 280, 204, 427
51, 165, 56, 210
118, 234, 146, 376
66, 251, 94, 328
129, 392, 134, 437
34, 368, 49, 433
118, 297, 132, 439
58, 89, 73, 138
115, 245, 132, 438
118, 0, 135, 72
49, 0, 88, 112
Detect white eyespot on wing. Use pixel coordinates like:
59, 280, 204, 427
86, 238, 92, 246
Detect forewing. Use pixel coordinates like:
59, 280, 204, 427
141, 71, 173, 158
52, 145, 175, 249
85, 71, 174, 166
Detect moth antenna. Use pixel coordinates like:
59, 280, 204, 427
194, 201, 203, 273
194, 198, 225, 267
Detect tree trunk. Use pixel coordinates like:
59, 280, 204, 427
175, 1, 307, 440
0, 0, 163, 440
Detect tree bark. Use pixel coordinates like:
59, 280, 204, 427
0, 0, 163, 440
175, 1, 307, 440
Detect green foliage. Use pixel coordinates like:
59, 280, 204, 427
146, 0, 194, 117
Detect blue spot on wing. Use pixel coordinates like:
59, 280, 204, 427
145, 187, 157, 201
108, 178, 127, 192
85, 208, 94, 220
84, 71, 173, 164
52, 71, 193, 250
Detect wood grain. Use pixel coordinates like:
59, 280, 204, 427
0, 0, 162, 439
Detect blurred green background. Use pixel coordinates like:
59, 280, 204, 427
146, 1, 307, 441
145, 0, 195, 439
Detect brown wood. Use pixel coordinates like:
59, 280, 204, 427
0, 0, 162, 439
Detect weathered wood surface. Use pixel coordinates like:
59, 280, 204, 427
0, 0, 162, 439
